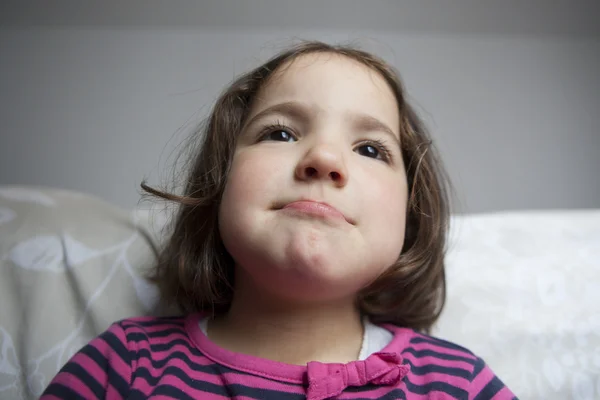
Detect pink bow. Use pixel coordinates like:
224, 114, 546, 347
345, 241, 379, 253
306, 352, 409, 400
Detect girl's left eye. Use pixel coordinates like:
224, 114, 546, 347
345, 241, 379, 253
357, 144, 379, 158
355, 141, 392, 162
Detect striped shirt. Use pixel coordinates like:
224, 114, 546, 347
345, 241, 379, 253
41, 314, 517, 399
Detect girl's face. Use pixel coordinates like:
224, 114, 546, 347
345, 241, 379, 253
219, 53, 408, 304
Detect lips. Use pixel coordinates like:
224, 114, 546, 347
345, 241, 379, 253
278, 200, 353, 224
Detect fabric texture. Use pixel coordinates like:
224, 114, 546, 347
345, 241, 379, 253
433, 210, 600, 399
40, 314, 516, 399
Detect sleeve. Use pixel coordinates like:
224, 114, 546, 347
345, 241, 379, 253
40, 322, 132, 400
469, 357, 519, 400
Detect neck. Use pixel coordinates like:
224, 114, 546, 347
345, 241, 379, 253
207, 278, 364, 365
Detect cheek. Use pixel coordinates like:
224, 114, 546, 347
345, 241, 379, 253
219, 154, 264, 256
363, 174, 408, 253
219, 150, 289, 221
222, 153, 269, 205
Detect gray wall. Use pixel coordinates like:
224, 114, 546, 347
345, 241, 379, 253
1, 1, 599, 213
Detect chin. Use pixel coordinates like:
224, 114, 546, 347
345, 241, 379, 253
265, 261, 370, 302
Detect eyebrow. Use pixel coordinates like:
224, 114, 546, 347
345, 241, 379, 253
243, 101, 311, 131
350, 112, 400, 146
244, 101, 400, 146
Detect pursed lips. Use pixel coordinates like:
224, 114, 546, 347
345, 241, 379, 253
275, 199, 354, 225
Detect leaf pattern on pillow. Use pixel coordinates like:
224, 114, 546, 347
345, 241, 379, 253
0, 186, 164, 399
9, 235, 64, 271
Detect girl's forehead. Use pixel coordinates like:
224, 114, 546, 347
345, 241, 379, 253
252, 52, 399, 127
267, 52, 388, 92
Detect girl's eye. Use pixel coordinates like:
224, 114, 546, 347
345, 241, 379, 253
357, 144, 380, 158
356, 141, 392, 162
260, 126, 297, 143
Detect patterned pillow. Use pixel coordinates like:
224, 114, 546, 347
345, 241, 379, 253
0, 186, 166, 399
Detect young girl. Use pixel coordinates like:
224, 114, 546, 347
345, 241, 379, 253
42, 41, 517, 399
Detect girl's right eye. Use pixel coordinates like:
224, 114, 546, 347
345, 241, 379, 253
259, 124, 297, 143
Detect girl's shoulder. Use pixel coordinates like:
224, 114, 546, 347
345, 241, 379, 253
102, 314, 194, 351
381, 325, 516, 397
116, 314, 188, 329
112, 314, 192, 342
382, 323, 477, 357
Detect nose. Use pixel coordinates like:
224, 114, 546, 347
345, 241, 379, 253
295, 142, 348, 187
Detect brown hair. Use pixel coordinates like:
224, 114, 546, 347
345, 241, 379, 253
141, 40, 452, 333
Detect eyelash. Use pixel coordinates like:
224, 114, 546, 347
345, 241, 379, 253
258, 121, 393, 163
358, 138, 393, 163
259, 121, 294, 139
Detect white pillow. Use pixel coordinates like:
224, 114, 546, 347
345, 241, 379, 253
435, 210, 600, 399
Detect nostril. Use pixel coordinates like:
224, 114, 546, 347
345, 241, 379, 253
305, 167, 318, 177
330, 171, 340, 181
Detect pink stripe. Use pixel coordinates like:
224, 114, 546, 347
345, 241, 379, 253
407, 371, 470, 388
72, 354, 109, 390
106, 385, 125, 399
103, 323, 132, 385
130, 372, 265, 398
133, 331, 192, 346
122, 319, 185, 333
337, 384, 407, 399
84, 342, 130, 377
135, 357, 215, 376
147, 330, 191, 342
144, 334, 199, 351
236, 395, 305, 400
136, 350, 215, 368
128, 377, 154, 397
141, 342, 210, 363
403, 353, 475, 370
47, 372, 98, 399
122, 316, 177, 325
150, 394, 227, 400
470, 363, 494, 393
92, 334, 117, 354
132, 357, 304, 395
133, 359, 218, 384
493, 386, 516, 399
134, 338, 200, 355
147, 374, 227, 398
135, 326, 186, 336
220, 371, 305, 394
408, 340, 478, 360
